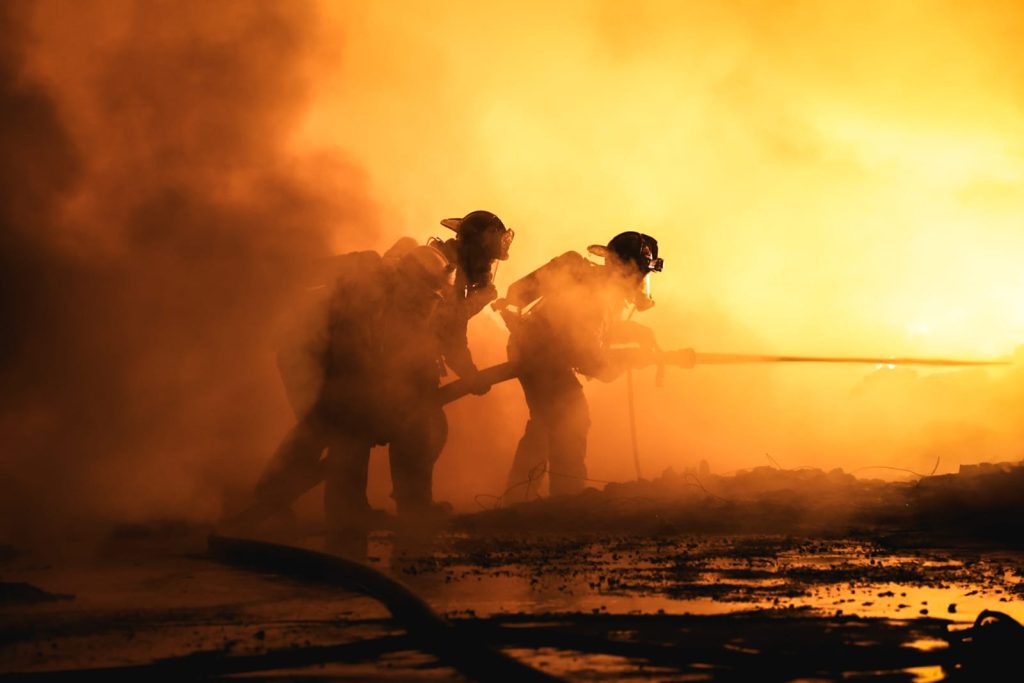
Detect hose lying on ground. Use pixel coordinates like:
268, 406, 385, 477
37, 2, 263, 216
206, 534, 560, 682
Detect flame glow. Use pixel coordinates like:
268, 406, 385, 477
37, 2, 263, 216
6, 0, 1024, 532
294, 0, 1024, 500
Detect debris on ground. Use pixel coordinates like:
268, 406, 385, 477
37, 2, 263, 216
457, 460, 1024, 543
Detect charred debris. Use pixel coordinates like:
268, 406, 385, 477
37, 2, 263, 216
457, 458, 1024, 544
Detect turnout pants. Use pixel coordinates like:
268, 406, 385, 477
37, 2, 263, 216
254, 399, 448, 531
506, 363, 591, 500
389, 403, 448, 518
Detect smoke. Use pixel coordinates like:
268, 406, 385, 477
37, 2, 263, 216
5, 0, 1024, 544
303, 0, 1024, 504
0, 0, 376, 544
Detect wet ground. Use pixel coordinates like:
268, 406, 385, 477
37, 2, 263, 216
3, 528, 1024, 681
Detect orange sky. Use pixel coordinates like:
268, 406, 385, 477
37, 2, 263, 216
301, 0, 1024, 359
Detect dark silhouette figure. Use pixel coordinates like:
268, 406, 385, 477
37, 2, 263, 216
430, 210, 514, 383
253, 211, 512, 555
378, 210, 514, 524
255, 245, 455, 555
497, 232, 663, 500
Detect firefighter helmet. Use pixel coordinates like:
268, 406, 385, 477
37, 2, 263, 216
440, 210, 514, 262
604, 231, 663, 276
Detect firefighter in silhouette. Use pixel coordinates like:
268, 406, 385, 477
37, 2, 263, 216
254, 245, 456, 555
430, 210, 514, 384
496, 231, 664, 500
255, 211, 513, 550
270, 210, 513, 425
379, 211, 514, 525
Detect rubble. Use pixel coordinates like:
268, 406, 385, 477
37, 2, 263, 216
457, 460, 1024, 544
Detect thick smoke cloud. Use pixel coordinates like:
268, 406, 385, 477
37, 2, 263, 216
5, 1, 1024, 544
0, 0, 374, 545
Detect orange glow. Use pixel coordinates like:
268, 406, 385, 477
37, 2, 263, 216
299, 0, 1024, 356
6, 0, 1024, 530
283, 1, 1024, 506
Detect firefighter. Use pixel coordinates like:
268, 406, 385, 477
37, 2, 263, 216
249, 211, 512, 552
378, 210, 513, 391
382, 211, 514, 527
496, 231, 664, 500
253, 245, 455, 556
430, 209, 514, 384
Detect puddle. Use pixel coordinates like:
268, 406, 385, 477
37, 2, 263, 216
383, 534, 1024, 624
4, 532, 1023, 680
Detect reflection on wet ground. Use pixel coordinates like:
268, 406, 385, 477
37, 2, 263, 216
2, 532, 1023, 680
384, 534, 1024, 624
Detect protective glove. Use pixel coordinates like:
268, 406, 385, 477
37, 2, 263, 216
463, 369, 492, 396
465, 284, 499, 315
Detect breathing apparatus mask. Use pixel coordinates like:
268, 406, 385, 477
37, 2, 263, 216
588, 231, 663, 311
440, 210, 514, 292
